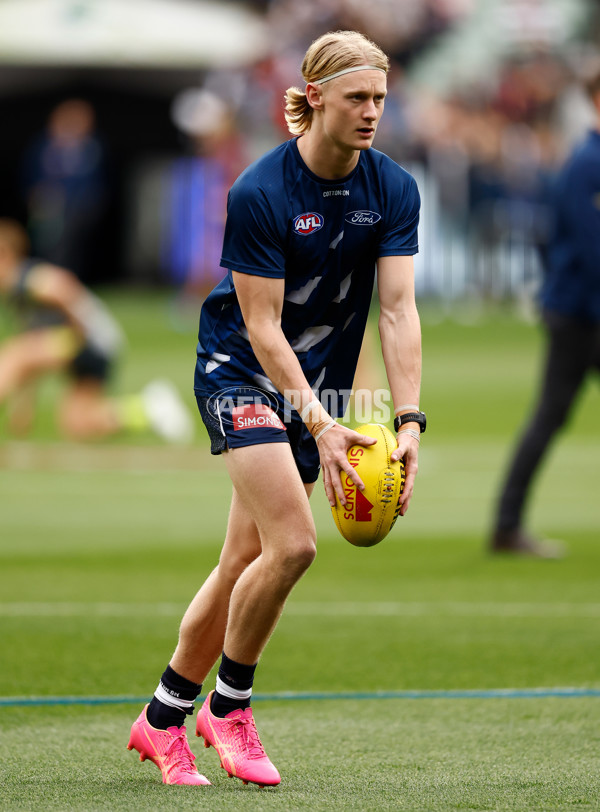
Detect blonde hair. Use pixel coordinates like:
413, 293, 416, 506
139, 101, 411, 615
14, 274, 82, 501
0, 218, 30, 259
284, 31, 389, 136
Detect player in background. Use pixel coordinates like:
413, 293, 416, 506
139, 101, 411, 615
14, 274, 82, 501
490, 65, 600, 557
128, 30, 425, 787
0, 218, 193, 443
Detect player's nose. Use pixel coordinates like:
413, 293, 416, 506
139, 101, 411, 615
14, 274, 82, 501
362, 102, 378, 122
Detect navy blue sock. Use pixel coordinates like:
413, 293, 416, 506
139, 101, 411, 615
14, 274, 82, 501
210, 652, 256, 718
146, 664, 202, 730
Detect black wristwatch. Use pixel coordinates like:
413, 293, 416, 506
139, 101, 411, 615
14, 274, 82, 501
394, 411, 427, 434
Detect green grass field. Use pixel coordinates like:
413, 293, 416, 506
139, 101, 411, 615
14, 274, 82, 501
1, 290, 599, 810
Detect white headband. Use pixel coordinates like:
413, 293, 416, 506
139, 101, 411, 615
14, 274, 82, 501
310, 65, 386, 85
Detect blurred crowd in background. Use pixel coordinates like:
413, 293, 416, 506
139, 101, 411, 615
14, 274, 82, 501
1, 0, 599, 308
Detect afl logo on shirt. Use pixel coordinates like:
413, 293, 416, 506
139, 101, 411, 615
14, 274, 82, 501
345, 210, 381, 226
293, 212, 324, 236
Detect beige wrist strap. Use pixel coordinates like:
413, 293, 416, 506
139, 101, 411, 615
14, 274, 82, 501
394, 404, 419, 415
299, 399, 335, 439
397, 427, 420, 443
314, 420, 336, 442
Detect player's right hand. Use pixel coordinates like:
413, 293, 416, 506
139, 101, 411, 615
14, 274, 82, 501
316, 423, 376, 508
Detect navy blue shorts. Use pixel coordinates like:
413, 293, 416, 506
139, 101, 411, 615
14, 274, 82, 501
70, 343, 112, 382
196, 386, 320, 484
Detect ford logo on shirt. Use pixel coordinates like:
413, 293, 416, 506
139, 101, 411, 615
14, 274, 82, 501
345, 210, 381, 225
293, 212, 324, 235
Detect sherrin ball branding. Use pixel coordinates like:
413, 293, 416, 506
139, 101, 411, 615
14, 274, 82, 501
331, 423, 405, 547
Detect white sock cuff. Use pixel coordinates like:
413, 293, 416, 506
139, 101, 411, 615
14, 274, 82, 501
154, 681, 196, 711
216, 675, 252, 701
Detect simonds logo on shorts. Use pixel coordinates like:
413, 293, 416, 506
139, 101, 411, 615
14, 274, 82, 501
293, 212, 324, 235
232, 403, 286, 431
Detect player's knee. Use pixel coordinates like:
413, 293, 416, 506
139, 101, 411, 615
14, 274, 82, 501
297, 541, 317, 574
218, 548, 260, 585
279, 533, 317, 580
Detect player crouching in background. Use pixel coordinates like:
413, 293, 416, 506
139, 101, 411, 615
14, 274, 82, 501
0, 218, 193, 443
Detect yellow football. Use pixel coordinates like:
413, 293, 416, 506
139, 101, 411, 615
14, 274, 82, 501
331, 423, 406, 547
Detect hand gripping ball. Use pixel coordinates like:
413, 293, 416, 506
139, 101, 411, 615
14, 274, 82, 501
331, 423, 405, 547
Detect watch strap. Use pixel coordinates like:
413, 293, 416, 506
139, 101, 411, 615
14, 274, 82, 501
394, 411, 426, 434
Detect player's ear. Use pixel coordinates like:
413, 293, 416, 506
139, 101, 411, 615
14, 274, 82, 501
306, 83, 324, 111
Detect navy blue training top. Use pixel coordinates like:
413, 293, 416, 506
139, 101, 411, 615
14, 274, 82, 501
541, 129, 600, 323
194, 137, 420, 416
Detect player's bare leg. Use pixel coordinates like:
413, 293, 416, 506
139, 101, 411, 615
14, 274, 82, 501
0, 330, 69, 404
59, 379, 122, 439
131, 442, 315, 785
196, 441, 316, 786
170, 487, 264, 682
128, 465, 268, 787
171, 443, 314, 683
0, 334, 120, 440
5, 381, 37, 435
219, 442, 316, 662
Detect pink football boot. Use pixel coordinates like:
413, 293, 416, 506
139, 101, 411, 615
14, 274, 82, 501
196, 691, 281, 787
127, 705, 211, 786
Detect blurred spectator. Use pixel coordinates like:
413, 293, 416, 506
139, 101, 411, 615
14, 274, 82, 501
405, 47, 577, 299
21, 99, 108, 283
162, 88, 247, 304
5, 0, 591, 302
264, 0, 471, 64
489, 62, 600, 557
0, 218, 193, 443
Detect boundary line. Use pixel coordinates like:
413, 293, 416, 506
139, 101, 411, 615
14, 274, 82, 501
2, 687, 600, 707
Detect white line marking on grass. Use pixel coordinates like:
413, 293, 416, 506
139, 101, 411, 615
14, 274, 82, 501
2, 601, 600, 618
0, 602, 185, 616
286, 602, 600, 618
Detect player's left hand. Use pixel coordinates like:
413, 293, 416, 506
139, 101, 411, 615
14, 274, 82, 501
392, 433, 419, 516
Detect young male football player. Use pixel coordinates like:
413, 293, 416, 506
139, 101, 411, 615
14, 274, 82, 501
128, 30, 425, 787
0, 218, 193, 442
